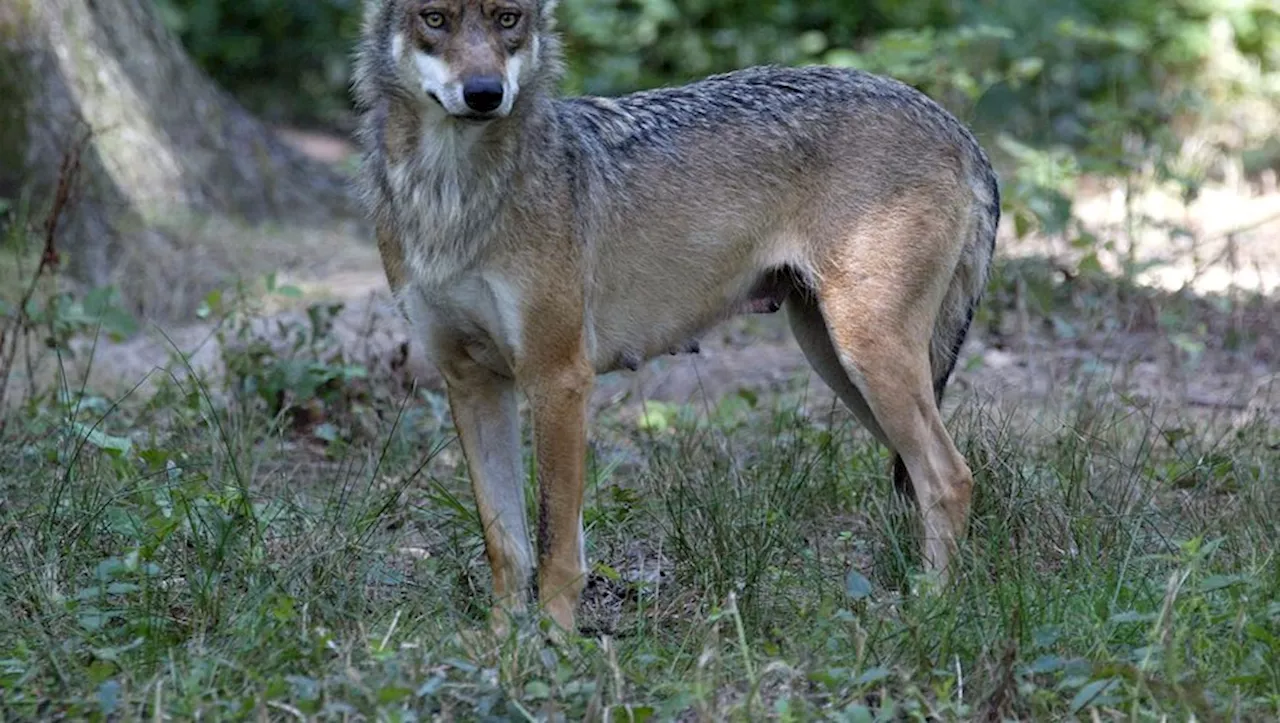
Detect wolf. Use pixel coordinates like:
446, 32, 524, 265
353, 0, 1000, 635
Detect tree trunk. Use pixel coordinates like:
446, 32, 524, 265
0, 0, 366, 319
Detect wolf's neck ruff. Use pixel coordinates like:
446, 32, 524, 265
382, 99, 533, 287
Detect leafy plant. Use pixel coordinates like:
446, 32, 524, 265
205, 274, 369, 442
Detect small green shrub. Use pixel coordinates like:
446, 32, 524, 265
154, 0, 363, 127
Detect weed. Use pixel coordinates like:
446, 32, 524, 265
0, 139, 137, 420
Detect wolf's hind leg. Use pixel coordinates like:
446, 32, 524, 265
828, 328, 972, 577
787, 297, 887, 443
799, 222, 974, 579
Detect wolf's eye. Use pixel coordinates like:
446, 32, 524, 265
421, 11, 446, 29
497, 11, 521, 29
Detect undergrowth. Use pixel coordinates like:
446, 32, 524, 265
0, 313, 1276, 720
1, 149, 1278, 721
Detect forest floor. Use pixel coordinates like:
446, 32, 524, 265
0, 128, 1277, 720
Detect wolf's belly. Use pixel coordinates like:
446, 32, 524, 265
587, 266, 795, 375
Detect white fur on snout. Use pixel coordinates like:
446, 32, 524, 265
409, 43, 533, 119
411, 50, 468, 115
498, 52, 525, 117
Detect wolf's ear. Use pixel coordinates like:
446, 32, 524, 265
363, 0, 390, 31
539, 0, 559, 24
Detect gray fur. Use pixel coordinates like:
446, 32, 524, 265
352, 0, 1001, 625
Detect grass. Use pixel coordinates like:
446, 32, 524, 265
0, 261, 1277, 721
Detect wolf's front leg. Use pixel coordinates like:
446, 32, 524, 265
441, 356, 533, 638
524, 359, 594, 634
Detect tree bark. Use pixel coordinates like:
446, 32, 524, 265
0, 0, 365, 319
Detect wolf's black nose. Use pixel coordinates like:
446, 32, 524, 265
462, 76, 504, 113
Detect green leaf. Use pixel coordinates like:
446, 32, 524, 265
95, 557, 127, 581
1069, 678, 1119, 713
416, 674, 447, 698
78, 608, 123, 631
1170, 333, 1206, 357
853, 666, 890, 686
97, 680, 122, 715
81, 286, 138, 339
197, 289, 223, 319
1013, 210, 1032, 238
1077, 253, 1104, 275
72, 422, 133, 458
523, 680, 551, 700
842, 703, 874, 723
286, 675, 320, 701
607, 705, 654, 723
1027, 655, 1066, 674
845, 570, 872, 600
91, 638, 144, 662
594, 562, 622, 581
1032, 625, 1062, 648
376, 685, 412, 704
637, 401, 679, 431
313, 423, 339, 443
1108, 610, 1156, 624
1199, 574, 1249, 593
798, 30, 828, 55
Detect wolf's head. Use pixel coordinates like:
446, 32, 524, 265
355, 0, 558, 122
